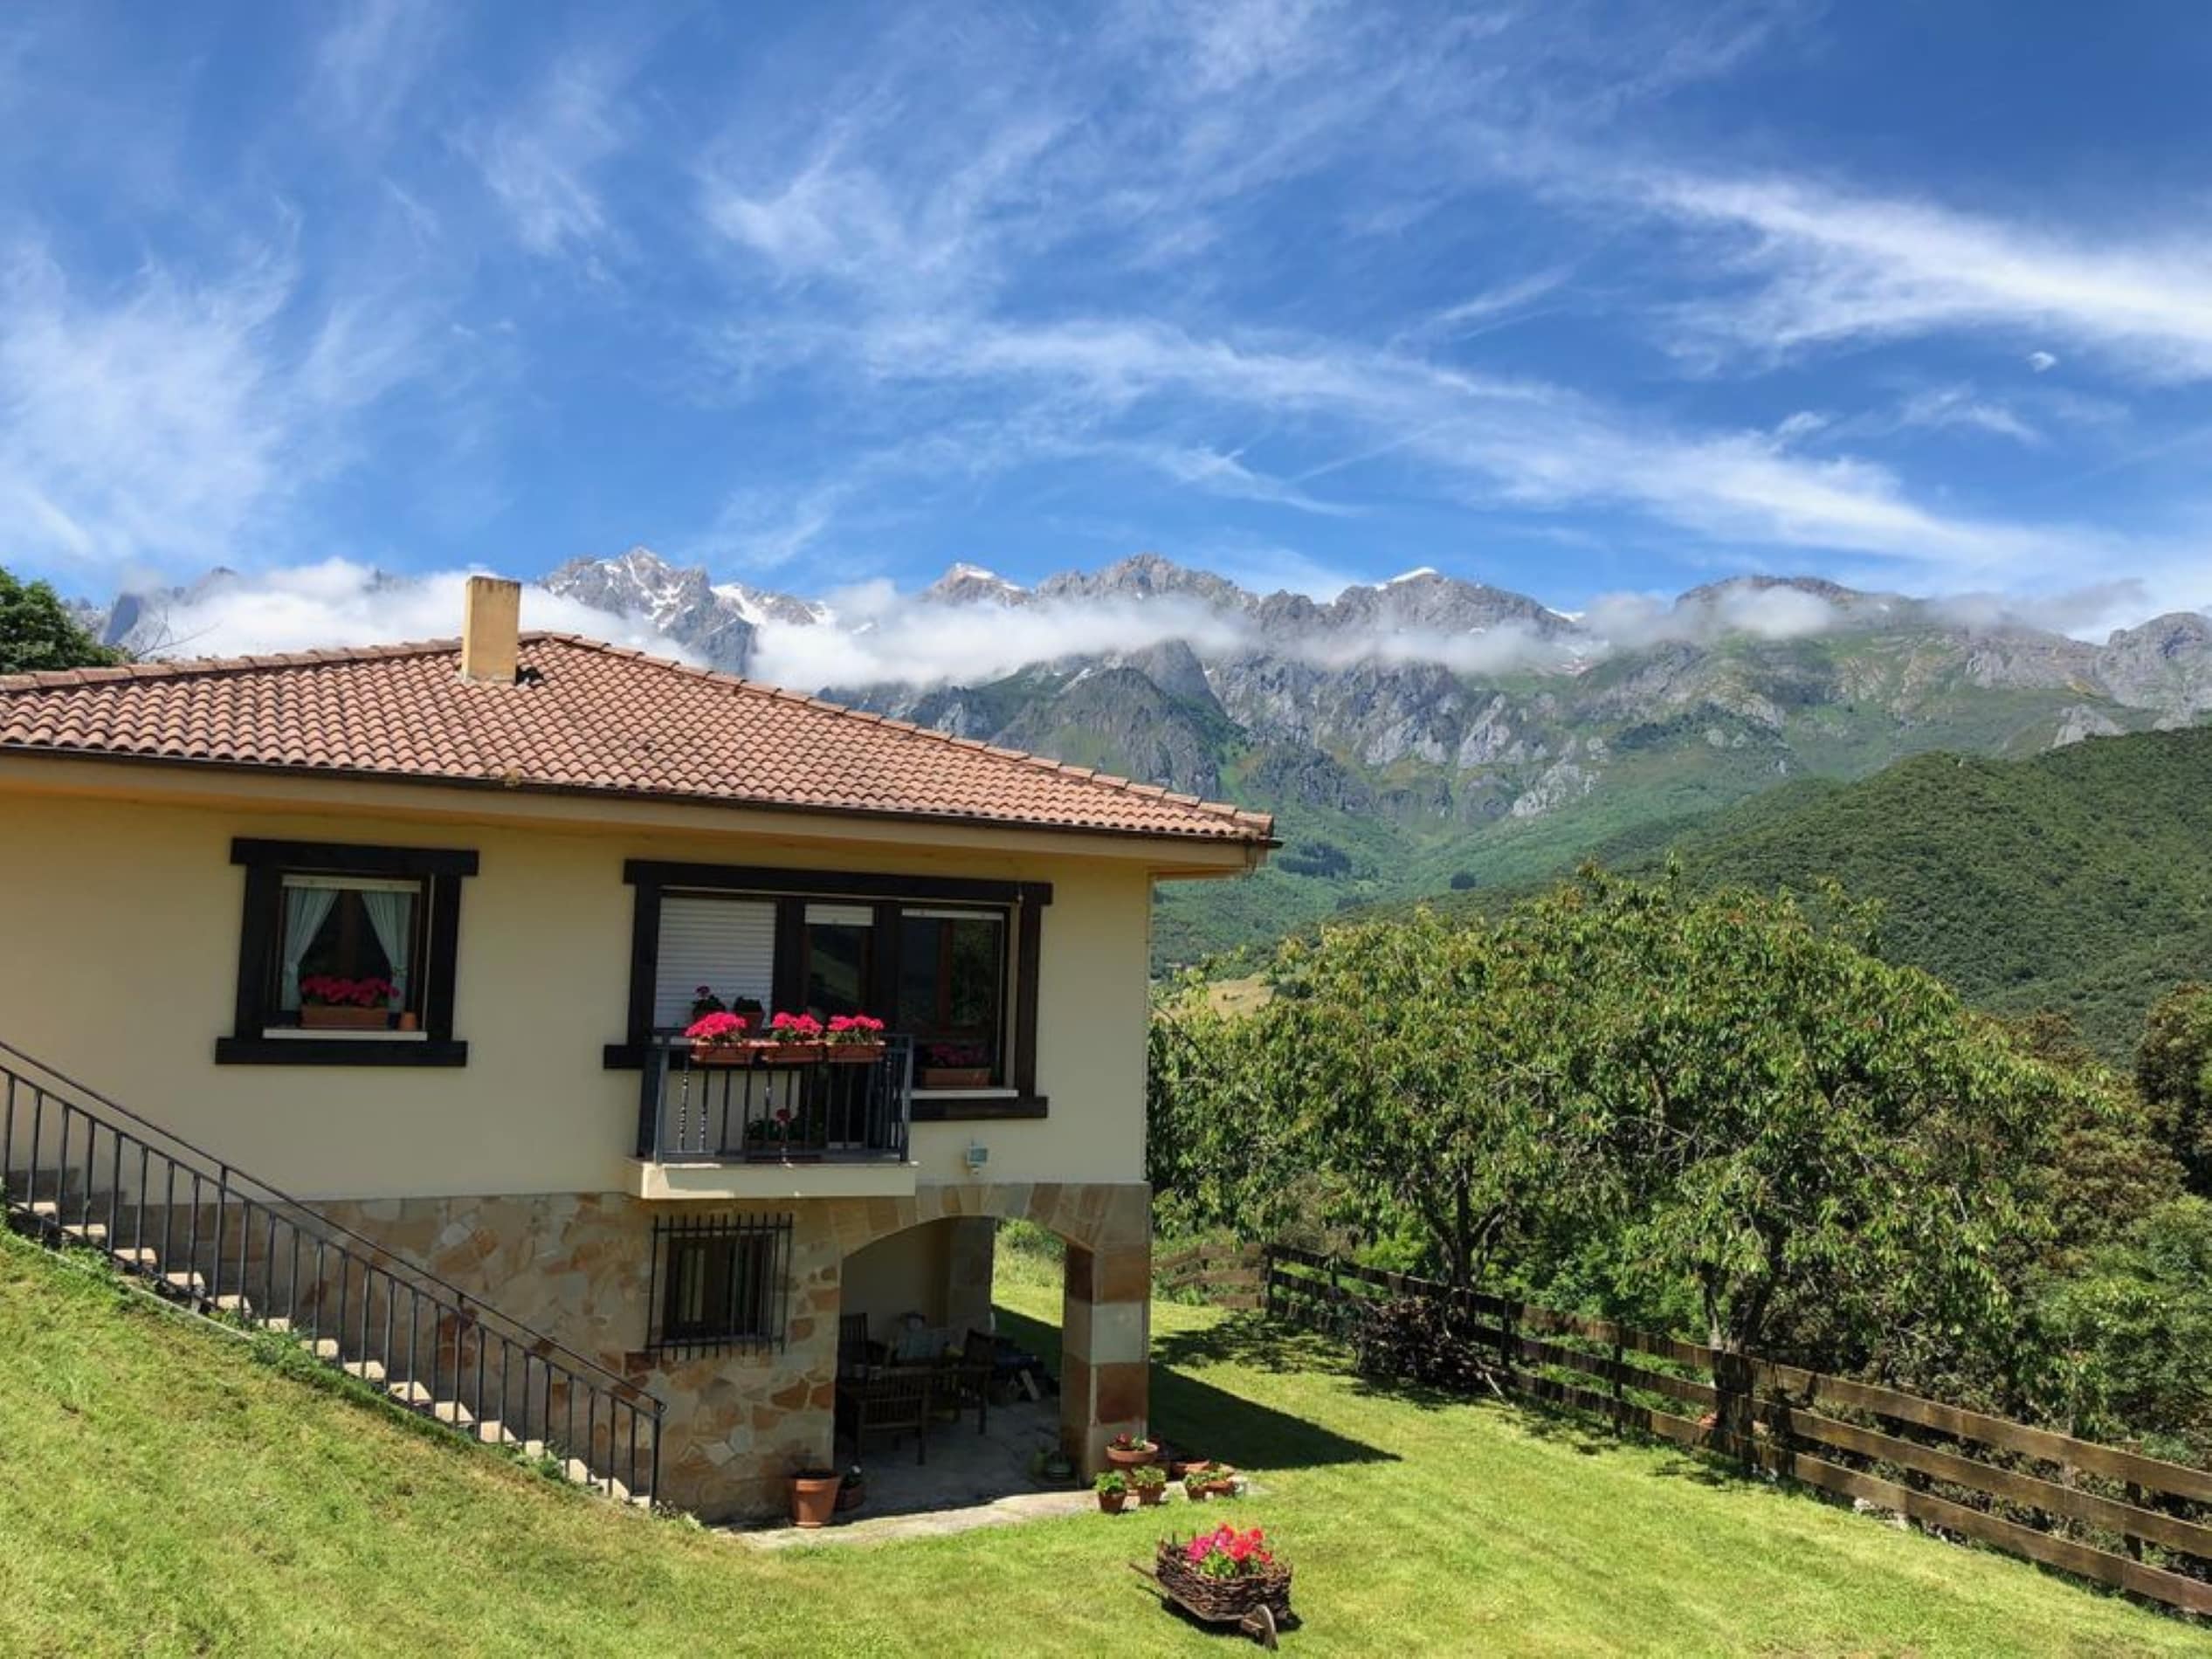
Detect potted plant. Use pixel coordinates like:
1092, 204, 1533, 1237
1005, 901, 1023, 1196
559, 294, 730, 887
1106, 1431, 1159, 1470
836, 1464, 866, 1513
684, 1010, 753, 1065
824, 1013, 888, 1063
1131, 1463, 1168, 1506
689, 986, 727, 1022
1094, 1470, 1131, 1514
920, 1041, 993, 1089
755, 1011, 825, 1064
1201, 1463, 1240, 1498
1182, 1470, 1212, 1503
299, 975, 396, 1031
789, 1466, 842, 1528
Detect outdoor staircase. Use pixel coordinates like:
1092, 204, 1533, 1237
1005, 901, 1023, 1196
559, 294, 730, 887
0, 1038, 661, 1508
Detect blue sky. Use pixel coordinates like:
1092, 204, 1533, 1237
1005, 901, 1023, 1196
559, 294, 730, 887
6, 0, 2212, 626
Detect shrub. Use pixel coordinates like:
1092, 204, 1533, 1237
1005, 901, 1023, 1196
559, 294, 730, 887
1353, 1294, 1495, 1394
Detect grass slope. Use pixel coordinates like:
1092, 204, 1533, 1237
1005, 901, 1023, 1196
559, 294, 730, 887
0, 1229, 2199, 1656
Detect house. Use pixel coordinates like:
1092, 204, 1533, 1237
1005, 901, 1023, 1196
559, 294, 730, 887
0, 577, 1272, 1517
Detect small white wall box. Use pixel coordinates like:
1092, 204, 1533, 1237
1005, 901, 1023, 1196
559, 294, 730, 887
965, 1141, 989, 1171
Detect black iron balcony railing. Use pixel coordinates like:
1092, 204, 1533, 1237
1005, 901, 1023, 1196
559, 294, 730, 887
0, 1036, 660, 1505
636, 1033, 913, 1165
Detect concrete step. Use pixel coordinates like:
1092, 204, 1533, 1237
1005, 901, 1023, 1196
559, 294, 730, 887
161, 1270, 206, 1297
387, 1380, 434, 1407
109, 1247, 160, 1270
260, 1316, 293, 1334
210, 1294, 254, 1316
428, 1400, 477, 1429
472, 1420, 518, 1447
301, 1337, 342, 1360
58, 1222, 110, 1245
339, 1359, 388, 1384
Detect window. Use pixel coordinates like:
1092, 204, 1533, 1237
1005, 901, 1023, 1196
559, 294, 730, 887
646, 1212, 791, 1359
219, 839, 476, 1066
898, 908, 1006, 1085
277, 875, 426, 1027
612, 863, 1050, 1118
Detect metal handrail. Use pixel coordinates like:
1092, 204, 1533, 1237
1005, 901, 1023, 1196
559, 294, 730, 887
0, 1038, 662, 1504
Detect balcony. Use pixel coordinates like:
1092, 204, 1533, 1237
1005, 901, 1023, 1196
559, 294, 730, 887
629, 1034, 916, 1201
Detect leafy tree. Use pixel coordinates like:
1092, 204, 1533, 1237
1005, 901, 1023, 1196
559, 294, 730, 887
2136, 984, 2212, 1194
1533, 871, 2071, 1367
1252, 909, 1593, 1290
0, 567, 121, 674
2033, 1198, 2212, 1459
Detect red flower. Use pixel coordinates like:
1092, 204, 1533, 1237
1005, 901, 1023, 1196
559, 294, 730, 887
685, 1011, 748, 1043
769, 1011, 824, 1037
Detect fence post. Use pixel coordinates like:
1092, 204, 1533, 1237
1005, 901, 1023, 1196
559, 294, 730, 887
1261, 1244, 1278, 1323
1610, 1338, 1625, 1435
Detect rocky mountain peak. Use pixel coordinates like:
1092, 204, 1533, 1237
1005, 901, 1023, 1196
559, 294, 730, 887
1034, 553, 1251, 609
921, 563, 1030, 607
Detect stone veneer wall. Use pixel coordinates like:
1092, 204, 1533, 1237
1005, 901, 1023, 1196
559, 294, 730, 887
316, 1180, 1149, 1519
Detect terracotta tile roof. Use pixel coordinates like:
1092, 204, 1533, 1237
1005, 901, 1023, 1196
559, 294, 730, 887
0, 634, 1275, 844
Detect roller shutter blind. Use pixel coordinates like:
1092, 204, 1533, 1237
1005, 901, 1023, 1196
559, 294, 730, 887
653, 896, 776, 1027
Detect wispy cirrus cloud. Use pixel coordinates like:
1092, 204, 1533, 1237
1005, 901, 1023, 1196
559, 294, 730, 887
1612, 168, 2212, 379
462, 47, 636, 262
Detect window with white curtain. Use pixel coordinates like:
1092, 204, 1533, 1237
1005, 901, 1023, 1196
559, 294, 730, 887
273, 874, 427, 1028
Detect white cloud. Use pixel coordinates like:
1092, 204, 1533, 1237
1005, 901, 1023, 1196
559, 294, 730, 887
311, 0, 444, 137
1616, 168, 2212, 379
462, 49, 632, 259
131, 560, 687, 660
2027, 349, 2058, 374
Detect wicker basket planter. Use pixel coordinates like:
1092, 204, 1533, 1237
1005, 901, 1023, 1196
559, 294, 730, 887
1153, 1538, 1292, 1623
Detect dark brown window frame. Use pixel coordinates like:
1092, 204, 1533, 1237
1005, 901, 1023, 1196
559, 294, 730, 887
217, 838, 477, 1067
607, 860, 1049, 1119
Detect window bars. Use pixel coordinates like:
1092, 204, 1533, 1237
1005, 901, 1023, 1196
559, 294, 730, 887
644, 1210, 793, 1360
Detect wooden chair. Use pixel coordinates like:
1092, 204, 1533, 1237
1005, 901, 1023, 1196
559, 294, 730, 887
945, 1327, 996, 1435
840, 1366, 934, 1465
837, 1311, 885, 1380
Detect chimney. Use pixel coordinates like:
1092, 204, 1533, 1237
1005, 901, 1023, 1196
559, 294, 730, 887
459, 575, 521, 684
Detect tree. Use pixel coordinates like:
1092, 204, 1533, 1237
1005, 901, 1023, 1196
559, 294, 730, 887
2136, 984, 2212, 1194
1250, 909, 1593, 1290
1546, 871, 2071, 1368
0, 567, 121, 674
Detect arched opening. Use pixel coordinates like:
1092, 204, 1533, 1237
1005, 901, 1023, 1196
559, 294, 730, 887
826, 1182, 1150, 1518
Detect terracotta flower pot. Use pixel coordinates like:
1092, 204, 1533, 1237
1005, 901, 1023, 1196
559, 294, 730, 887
1097, 1490, 1128, 1514
825, 1042, 887, 1064
1106, 1443, 1158, 1470
1135, 1484, 1167, 1506
790, 1472, 841, 1528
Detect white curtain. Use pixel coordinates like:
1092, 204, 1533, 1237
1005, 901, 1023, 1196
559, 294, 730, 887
359, 888, 415, 1006
279, 886, 339, 1010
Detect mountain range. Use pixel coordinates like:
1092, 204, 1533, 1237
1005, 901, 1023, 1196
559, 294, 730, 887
81, 548, 2212, 967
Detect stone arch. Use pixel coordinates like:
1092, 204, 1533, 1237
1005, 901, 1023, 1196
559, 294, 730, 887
825, 1179, 1152, 1471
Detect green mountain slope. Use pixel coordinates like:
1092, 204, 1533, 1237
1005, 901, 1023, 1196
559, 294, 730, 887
1375, 726, 2212, 1060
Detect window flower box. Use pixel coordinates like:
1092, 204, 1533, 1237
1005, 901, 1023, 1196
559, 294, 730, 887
299, 975, 397, 1031
755, 1011, 825, 1065
684, 1011, 754, 1065
824, 1013, 887, 1064
300, 1005, 393, 1031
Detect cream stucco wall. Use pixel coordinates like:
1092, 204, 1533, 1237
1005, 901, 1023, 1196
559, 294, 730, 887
0, 774, 1195, 1199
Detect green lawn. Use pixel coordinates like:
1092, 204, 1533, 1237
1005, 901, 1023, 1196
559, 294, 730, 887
0, 1229, 2202, 1657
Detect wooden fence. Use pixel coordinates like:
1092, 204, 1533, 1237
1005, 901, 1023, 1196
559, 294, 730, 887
1153, 1241, 1264, 1311
1260, 1243, 2212, 1618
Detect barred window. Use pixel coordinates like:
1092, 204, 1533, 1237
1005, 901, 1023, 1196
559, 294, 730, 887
646, 1213, 791, 1359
